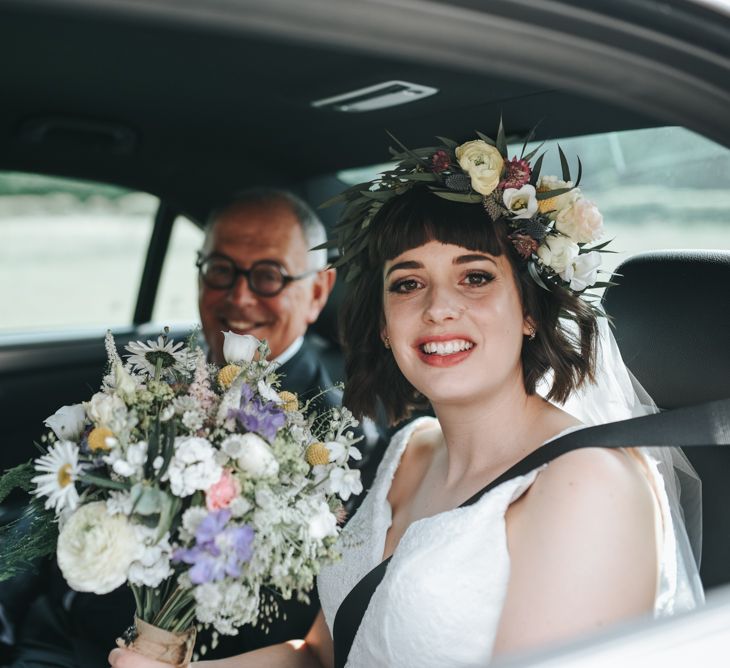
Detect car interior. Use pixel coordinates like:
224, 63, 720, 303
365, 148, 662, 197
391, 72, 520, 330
1, 0, 729, 661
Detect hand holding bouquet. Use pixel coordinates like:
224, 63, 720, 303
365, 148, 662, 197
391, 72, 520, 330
0, 330, 362, 665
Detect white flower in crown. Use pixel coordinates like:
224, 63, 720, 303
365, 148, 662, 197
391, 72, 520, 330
537, 234, 580, 273
560, 251, 602, 292
555, 198, 604, 243
44, 404, 86, 442
223, 331, 259, 365
57, 501, 141, 594
503, 184, 538, 219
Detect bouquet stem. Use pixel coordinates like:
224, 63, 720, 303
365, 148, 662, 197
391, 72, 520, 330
119, 617, 196, 667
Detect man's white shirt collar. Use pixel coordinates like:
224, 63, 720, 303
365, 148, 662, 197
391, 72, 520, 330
273, 336, 304, 367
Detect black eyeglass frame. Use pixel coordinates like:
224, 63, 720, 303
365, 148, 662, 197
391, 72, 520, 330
196, 251, 320, 297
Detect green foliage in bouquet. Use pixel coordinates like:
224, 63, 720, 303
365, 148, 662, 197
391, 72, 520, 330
0, 461, 58, 579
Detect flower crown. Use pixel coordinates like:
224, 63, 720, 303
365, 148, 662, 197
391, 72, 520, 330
321, 120, 613, 305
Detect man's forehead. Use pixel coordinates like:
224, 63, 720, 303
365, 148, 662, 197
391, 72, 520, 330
206, 203, 307, 256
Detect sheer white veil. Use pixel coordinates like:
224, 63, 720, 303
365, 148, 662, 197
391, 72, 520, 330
536, 316, 704, 613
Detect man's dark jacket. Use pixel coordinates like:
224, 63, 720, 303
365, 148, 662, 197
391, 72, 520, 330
3, 337, 385, 667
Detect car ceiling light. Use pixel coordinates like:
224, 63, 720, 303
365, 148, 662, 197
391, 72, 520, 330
311, 80, 438, 112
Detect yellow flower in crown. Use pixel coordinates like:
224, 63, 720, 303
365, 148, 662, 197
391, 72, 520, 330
455, 140, 504, 196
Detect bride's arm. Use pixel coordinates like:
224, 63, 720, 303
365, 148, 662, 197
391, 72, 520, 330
492, 447, 659, 658
108, 611, 333, 668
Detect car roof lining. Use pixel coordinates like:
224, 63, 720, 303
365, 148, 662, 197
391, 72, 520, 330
0, 0, 728, 218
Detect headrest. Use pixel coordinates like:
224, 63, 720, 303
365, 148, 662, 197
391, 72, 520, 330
601, 250, 730, 410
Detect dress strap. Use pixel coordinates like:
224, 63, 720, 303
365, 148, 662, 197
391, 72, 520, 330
332, 397, 730, 668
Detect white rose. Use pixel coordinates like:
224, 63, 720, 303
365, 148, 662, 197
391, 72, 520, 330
223, 332, 259, 365
455, 140, 504, 196
57, 501, 141, 594
235, 433, 279, 478
537, 235, 580, 273
86, 392, 126, 429
307, 501, 338, 541
555, 198, 604, 243
537, 175, 581, 216
502, 184, 538, 219
44, 404, 86, 441
165, 436, 222, 497
560, 251, 602, 291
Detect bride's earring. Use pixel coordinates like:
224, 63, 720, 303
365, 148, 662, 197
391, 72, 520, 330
383, 336, 391, 349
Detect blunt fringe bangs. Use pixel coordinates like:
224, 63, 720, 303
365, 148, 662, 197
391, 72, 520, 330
369, 187, 507, 267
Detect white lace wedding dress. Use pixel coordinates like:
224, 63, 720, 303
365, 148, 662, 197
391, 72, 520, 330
317, 417, 685, 668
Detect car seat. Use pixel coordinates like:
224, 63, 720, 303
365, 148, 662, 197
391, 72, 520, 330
602, 249, 730, 590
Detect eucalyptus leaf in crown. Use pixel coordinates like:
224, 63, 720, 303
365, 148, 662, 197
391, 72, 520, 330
320, 119, 614, 305
0, 329, 362, 659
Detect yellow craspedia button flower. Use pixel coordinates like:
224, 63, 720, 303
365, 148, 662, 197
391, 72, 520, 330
305, 442, 330, 467
279, 391, 299, 412
537, 186, 560, 214
218, 364, 242, 388
88, 426, 114, 452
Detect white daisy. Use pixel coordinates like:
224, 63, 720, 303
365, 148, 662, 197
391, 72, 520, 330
125, 335, 188, 378
31, 440, 85, 513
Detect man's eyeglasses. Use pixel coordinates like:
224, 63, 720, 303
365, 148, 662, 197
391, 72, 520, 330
196, 252, 318, 297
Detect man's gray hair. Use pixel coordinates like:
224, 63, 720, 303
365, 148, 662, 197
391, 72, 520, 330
205, 187, 328, 270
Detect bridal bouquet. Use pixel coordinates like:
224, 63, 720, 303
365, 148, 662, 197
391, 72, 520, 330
0, 330, 363, 664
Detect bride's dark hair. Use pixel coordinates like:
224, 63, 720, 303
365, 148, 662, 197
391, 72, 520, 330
340, 186, 599, 426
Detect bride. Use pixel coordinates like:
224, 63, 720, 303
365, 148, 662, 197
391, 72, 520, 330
109, 132, 702, 668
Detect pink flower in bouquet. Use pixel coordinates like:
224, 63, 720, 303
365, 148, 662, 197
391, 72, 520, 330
206, 468, 241, 511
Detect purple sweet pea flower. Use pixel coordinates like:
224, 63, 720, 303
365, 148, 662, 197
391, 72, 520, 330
173, 509, 255, 585
228, 383, 286, 442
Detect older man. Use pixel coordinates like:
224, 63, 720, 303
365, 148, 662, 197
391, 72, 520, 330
5, 188, 383, 667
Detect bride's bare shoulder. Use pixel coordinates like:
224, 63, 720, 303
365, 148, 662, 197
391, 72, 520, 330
516, 445, 657, 540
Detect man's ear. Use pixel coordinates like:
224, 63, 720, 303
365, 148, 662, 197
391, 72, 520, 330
305, 267, 336, 324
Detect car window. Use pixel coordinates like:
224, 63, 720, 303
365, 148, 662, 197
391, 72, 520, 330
153, 214, 204, 327
335, 126, 730, 279
0, 171, 157, 336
